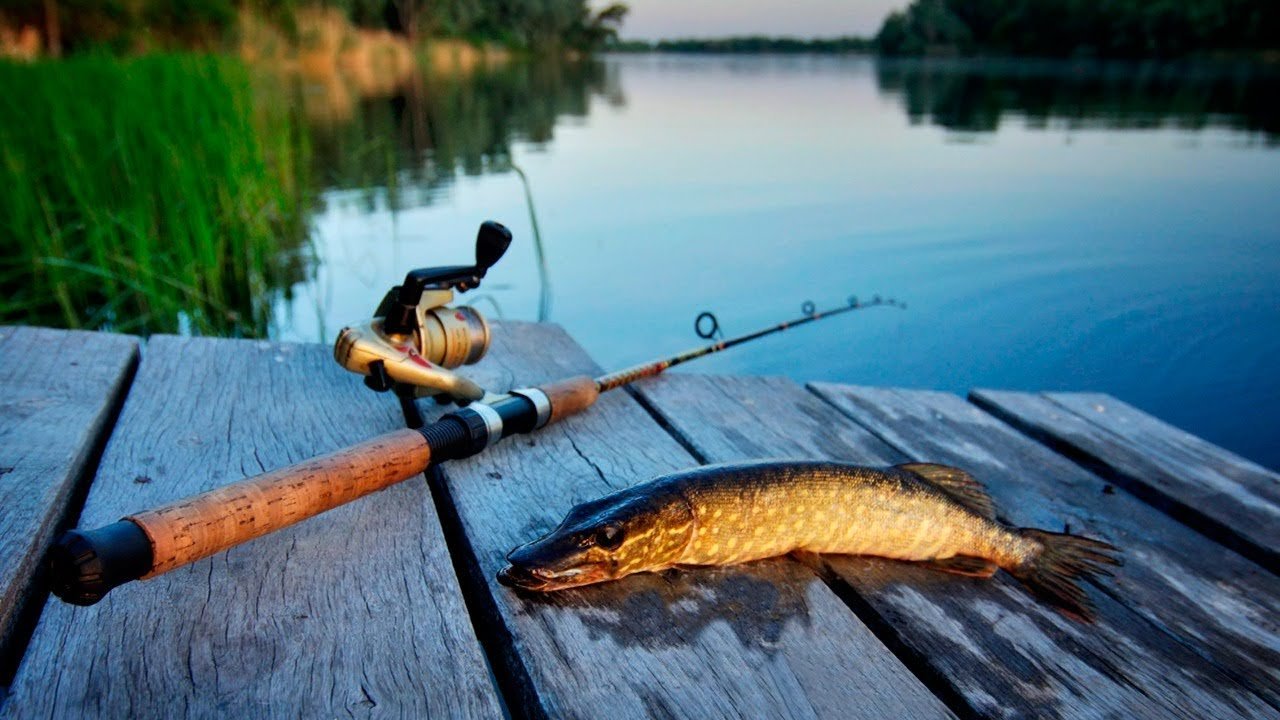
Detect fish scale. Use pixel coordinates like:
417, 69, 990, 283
501, 459, 1123, 621
678, 465, 1001, 564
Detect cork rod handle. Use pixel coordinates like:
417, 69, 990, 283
131, 428, 431, 576
121, 379, 599, 577
49, 375, 605, 606
542, 375, 600, 424
50, 428, 431, 605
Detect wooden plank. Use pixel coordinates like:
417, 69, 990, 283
3, 336, 501, 718
633, 373, 1280, 720
427, 323, 956, 720
0, 327, 137, 677
810, 383, 1280, 716
971, 390, 1279, 571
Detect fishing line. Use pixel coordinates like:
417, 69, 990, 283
596, 295, 905, 392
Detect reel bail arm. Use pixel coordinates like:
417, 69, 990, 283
381, 220, 512, 334
334, 220, 513, 413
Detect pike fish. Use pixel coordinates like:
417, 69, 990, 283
498, 460, 1121, 620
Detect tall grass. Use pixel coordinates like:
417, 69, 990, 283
0, 54, 312, 336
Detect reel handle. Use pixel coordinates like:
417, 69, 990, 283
384, 221, 512, 334
47, 376, 600, 606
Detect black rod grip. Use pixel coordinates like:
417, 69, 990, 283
48, 520, 153, 606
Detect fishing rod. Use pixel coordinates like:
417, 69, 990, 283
48, 221, 903, 606
598, 295, 903, 392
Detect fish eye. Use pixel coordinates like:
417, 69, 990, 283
595, 525, 624, 550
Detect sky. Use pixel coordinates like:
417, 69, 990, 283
602, 0, 910, 40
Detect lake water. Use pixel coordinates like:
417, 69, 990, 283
270, 54, 1280, 471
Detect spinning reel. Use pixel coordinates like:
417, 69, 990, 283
333, 220, 512, 425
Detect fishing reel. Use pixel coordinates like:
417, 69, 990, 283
333, 220, 512, 424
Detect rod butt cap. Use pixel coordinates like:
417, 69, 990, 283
48, 520, 153, 606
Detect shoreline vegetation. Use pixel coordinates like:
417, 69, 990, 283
0, 54, 312, 336
0, 1, 626, 336
0, 51, 614, 336
1, 0, 1276, 338
608, 36, 874, 55
612, 0, 1278, 61
876, 0, 1279, 59
0, 1, 629, 62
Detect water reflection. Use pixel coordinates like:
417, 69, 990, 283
875, 58, 1280, 140
0, 53, 618, 338
301, 57, 622, 213
292, 53, 1275, 471
10, 52, 1277, 470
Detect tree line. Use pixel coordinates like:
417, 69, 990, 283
877, 0, 1280, 58
0, 0, 628, 55
612, 36, 874, 54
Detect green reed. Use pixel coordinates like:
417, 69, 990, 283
0, 54, 312, 336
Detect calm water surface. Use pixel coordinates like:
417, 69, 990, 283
273, 55, 1280, 470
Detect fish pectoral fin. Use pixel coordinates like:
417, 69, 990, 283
917, 555, 998, 578
894, 462, 997, 519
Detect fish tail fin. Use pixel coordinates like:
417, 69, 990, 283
1009, 529, 1122, 622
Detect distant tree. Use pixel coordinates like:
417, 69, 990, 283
391, 0, 422, 40
42, 0, 59, 55
875, 0, 1280, 57
584, 3, 627, 46
643, 35, 874, 54
877, 0, 969, 55
0, 0, 633, 53
563, 2, 627, 50
876, 11, 910, 55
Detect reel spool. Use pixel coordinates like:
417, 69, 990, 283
333, 220, 512, 424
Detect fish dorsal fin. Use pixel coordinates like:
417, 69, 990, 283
894, 463, 996, 519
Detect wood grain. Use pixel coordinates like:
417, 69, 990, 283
3, 336, 500, 719
0, 327, 137, 674
427, 322, 956, 720
812, 383, 1280, 716
634, 373, 1280, 719
972, 389, 1279, 571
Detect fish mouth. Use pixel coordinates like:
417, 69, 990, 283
497, 562, 608, 592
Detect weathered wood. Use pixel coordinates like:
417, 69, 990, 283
428, 323, 956, 720
810, 383, 1280, 715
0, 327, 137, 674
634, 373, 1280, 719
971, 390, 1279, 571
3, 336, 500, 719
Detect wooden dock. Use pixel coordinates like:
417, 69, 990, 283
0, 323, 1276, 719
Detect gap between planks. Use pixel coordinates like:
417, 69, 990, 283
623, 382, 983, 719
425, 462, 542, 720
0, 359, 136, 693
806, 382, 1279, 716
629, 372, 1279, 719
970, 390, 1279, 575
0, 328, 139, 699
421, 322, 957, 720
3, 336, 504, 719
